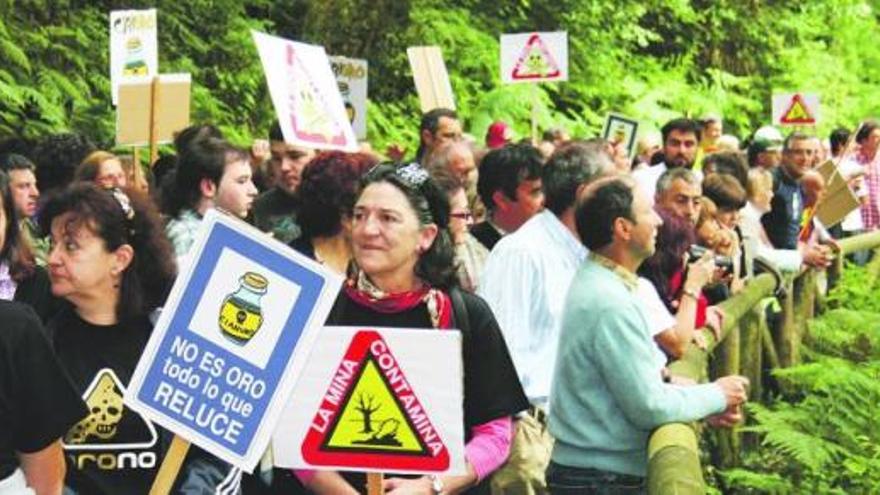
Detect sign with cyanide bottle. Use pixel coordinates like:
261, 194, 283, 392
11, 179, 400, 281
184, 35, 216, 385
125, 210, 343, 471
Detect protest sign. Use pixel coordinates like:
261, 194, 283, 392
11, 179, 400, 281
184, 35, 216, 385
501, 31, 568, 84
602, 113, 639, 159
814, 159, 861, 227
126, 210, 343, 471
329, 56, 368, 140
116, 73, 190, 149
772, 93, 820, 127
253, 30, 358, 152
273, 327, 465, 475
110, 9, 158, 105
407, 46, 456, 113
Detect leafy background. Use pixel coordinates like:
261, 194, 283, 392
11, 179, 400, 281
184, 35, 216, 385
3, 0, 880, 153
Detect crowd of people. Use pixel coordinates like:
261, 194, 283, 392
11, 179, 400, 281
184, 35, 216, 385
1, 107, 875, 494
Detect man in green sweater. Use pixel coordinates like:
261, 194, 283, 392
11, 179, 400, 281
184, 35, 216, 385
546, 176, 749, 493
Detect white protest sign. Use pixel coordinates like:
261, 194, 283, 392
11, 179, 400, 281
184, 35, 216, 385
126, 210, 343, 471
407, 46, 456, 113
110, 9, 158, 105
329, 56, 368, 140
501, 31, 568, 84
252, 30, 358, 152
273, 326, 465, 475
772, 93, 820, 127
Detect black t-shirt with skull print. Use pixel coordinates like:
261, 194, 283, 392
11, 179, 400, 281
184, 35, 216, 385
0, 301, 86, 482
49, 307, 165, 494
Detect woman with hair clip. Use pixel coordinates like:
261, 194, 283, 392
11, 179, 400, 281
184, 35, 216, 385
41, 184, 241, 494
0, 172, 59, 323
295, 163, 528, 494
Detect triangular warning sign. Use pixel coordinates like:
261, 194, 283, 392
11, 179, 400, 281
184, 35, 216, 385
780, 94, 816, 125
302, 330, 450, 472
285, 44, 349, 147
63, 368, 159, 450
511, 34, 561, 80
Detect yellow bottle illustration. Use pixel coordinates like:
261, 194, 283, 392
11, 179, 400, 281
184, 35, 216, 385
219, 272, 268, 345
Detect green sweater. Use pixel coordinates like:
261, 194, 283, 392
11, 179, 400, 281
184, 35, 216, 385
548, 258, 726, 476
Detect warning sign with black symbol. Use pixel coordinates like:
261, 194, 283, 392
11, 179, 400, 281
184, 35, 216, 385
63, 368, 158, 450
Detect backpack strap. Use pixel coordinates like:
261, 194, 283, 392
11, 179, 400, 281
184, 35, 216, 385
448, 287, 471, 338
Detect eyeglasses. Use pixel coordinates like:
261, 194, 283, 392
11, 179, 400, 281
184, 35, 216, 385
450, 211, 474, 221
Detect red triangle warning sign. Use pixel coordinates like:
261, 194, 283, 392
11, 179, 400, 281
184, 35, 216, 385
301, 330, 450, 471
780, 94, 816, 125
511, 34, 561, 80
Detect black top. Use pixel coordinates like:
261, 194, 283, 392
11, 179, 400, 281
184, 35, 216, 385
469, 222, 503, 251
49, 308, 237, 494
252, 187, 302, 244
0, 301, 86, 480
14, 265, 65, 325
325, 289, 529, 495
762, 166, 803, 250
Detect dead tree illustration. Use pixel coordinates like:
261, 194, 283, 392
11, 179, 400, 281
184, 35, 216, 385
355, 392, 381, 433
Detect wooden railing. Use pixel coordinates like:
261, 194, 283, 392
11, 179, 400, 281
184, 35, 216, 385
646, 230, 880, 494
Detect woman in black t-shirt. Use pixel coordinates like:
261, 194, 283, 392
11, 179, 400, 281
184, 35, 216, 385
0, 300, 85, 493
294, 164, 528, 495
41, 184, 239, 494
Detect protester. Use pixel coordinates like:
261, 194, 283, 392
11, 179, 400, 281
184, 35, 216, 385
854, 121, 880, 235
632, 131, 662, 171
252, 124, 315, 243
632, 118, 701, 199
699, 115, 723, 155
296, 163, 528, 494
415, 108, 463, 163
41, 184, 241, 493
75, 151, 127, 189
702, 151, 749, 191
655, 168, 702, 224
486, 121, 515, 150
430, 167, 487, 292
837, 124, 871, 263
288, 151, 376, 274
164, 138, 258, 265
637, 209, 720, 359
0, 153, 45, 264
761, 132, 832, 268
0, 172, 59, 322
741, 168, 802, 274
547, 176, 748, 493
479, 141, 613, 494
0, 300, 86, 495
30, 133, 96, 197
472, 143, 545, 250
425, 141, 478, 189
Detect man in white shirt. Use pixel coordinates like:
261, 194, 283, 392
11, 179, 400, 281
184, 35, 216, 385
633, 118, 702, 200
478, 141, 614, 494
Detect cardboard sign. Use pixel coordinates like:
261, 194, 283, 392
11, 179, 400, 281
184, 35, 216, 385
273, 327, 465, 475
501, 32, 568, 84
772, 93, 820, 127
329, 56, 368, 140
407, 46, 456, 113
110, 9, 158, 106
253, 31, 358, 152
116, 73, 191, 147
602, 113, 639, 159
814, 159, 861, 227
126, 210, 343, 471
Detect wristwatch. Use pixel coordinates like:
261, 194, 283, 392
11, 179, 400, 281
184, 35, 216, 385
430, 475, 445, 494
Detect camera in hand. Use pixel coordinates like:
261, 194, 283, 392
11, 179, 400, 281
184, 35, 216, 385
688, 244, 733, 271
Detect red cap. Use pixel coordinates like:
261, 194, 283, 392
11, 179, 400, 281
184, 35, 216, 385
485, 121, 513, 149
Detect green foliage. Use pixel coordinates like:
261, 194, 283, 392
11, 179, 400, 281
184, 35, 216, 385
4, 1, 880, 152
720, 266, 880, 494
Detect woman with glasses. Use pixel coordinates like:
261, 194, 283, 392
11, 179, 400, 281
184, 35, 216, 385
295, 163, 528, 494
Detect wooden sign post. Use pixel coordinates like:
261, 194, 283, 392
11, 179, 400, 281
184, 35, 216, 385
148, 436, 191, 495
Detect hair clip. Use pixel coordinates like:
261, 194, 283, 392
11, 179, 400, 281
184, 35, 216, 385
396, 162, 430, 187
109, 188, 135, 222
